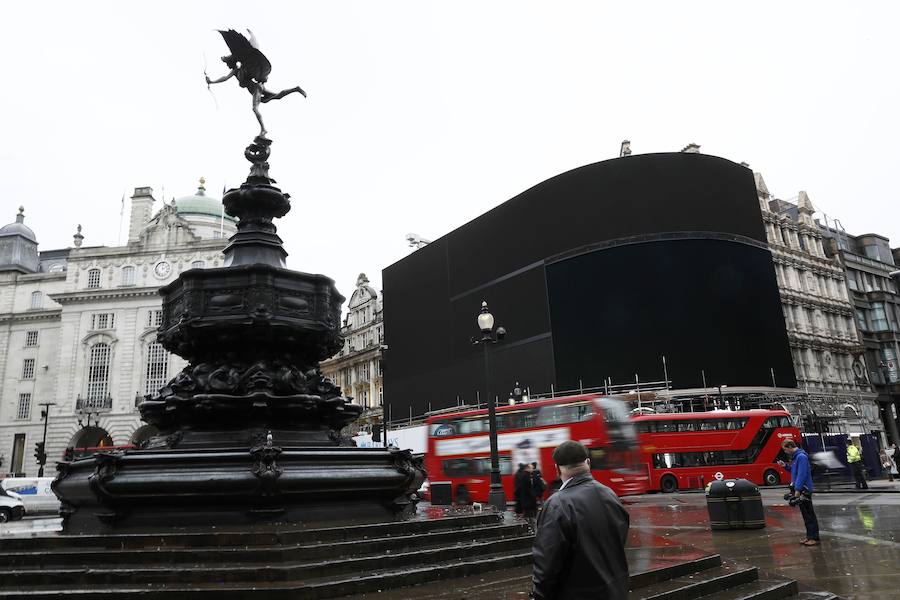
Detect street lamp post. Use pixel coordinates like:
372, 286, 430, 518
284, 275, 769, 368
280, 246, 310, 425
472, 301, 507, 512
37, 402, 56, 477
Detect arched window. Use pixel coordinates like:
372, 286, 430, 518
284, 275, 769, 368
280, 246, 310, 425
30, 291, 42, 309
191, 260, 205, 269
121, 266, 135, 286
87, 343, 111, 402
144, 342, 170, 395
87, 268, 101, 289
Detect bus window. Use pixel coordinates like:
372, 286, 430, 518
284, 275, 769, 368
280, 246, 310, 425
458, 418, 488, 435
653, 453, 675, 469
441, 456, 513, 477
497, 408, 539, 431
536, 402, 593, 426
443, 458, 472, 477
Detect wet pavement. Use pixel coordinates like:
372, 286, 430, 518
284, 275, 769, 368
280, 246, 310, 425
627, 487, 900, 600
5, 488, 899, 599
346, 487, 900, 599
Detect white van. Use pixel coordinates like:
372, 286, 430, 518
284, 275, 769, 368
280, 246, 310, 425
0, 486, 25, 522
0, 478, 60, 516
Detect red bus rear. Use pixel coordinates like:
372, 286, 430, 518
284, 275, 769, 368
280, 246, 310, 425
64, 445, 136, 461
425, 393, 647, 503
632, 410, 799, 492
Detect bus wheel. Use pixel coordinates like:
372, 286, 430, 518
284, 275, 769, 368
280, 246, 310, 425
763, 469, 781, 486
660, 475, 678, 494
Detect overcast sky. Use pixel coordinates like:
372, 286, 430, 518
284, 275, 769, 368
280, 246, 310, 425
2, 1, 898, 300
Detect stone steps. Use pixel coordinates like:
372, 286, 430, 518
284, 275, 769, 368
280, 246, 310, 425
0, 513, 835, 600
0, 521, 526, 568
0, 534, 534, 587
0, 551, 533, 599
627, 552, 828, 600
0, 512, 500, 551
0, 513, 533, 599
630, 564, 761, 600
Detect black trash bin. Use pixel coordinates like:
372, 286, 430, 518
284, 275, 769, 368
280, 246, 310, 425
706, 478, 765, 530
430, 481, 453, 506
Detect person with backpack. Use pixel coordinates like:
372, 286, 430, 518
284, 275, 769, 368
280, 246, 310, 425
781, 439, 820, 546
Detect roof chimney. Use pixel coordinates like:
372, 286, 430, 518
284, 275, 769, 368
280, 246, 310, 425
128, 187, 155, 243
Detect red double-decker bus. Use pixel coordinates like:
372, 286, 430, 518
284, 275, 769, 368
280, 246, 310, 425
632, 410, 800, 493
425, 393, 648, 503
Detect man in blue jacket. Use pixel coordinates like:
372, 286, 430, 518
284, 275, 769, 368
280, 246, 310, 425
781, 439, 820, 546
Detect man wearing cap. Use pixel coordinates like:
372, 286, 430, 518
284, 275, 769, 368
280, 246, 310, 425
531, 441, 630, 600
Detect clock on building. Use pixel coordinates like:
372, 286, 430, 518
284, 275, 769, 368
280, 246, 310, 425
154, 261, 172, 278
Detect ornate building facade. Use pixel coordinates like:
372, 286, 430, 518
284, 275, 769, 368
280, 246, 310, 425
320, 274, 384, 432
0, 181, 236, 477
819, 227, 900, 442
755, 173, 880, 437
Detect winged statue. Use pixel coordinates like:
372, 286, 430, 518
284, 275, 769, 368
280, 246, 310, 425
206, 29, 306, 137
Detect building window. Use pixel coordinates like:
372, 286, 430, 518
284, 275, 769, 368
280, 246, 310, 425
360, 389, 369, 408
213, 231, 223, 239
87, 343, 111, 401
30, 291, 43, 309
871, 302, 889, 332
122, 266, 135, 286
91, 313, 115, 330
16, 393, 32, 420
87, 268, 101, 289
144, 342, 170, 395
148, 310, 163, 328
25, 331, 39, 347
855, 309, 867, 332
22, 359, 35, 380
191, 260, 205, 269
378, 386, 383, 405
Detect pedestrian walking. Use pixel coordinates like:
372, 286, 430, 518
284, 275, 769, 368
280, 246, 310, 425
532, 441, 630, 599
889, 443, 900, 482
513, 463, 527, 515
846, 438, 868, 489
781, 439, 820, 546
516, 463, 538, 519
532, 461, 547, 505
880, 449, 894, 482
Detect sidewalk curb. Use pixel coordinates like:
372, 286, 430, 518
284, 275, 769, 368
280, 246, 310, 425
812, 489, 900, 494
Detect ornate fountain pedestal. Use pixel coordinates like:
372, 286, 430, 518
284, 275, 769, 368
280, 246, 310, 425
53, 137, 424, 533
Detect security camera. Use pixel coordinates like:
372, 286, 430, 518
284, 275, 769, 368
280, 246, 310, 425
405, 233, 432, 249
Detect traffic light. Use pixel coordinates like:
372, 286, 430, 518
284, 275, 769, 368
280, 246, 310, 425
34, 441, 47, 465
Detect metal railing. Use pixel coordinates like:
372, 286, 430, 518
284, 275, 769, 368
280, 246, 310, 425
75, 395, 112, 413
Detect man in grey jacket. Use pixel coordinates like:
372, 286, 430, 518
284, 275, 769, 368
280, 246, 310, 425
531, 441, 630, 600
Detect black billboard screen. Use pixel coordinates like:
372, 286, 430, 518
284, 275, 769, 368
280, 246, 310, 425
382, 153, 794, 420
546, 238, 796, 391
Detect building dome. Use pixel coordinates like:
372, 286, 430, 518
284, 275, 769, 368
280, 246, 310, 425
0, 206, 39, 273
0, 207, 37, 242
173, 178, 236, 223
